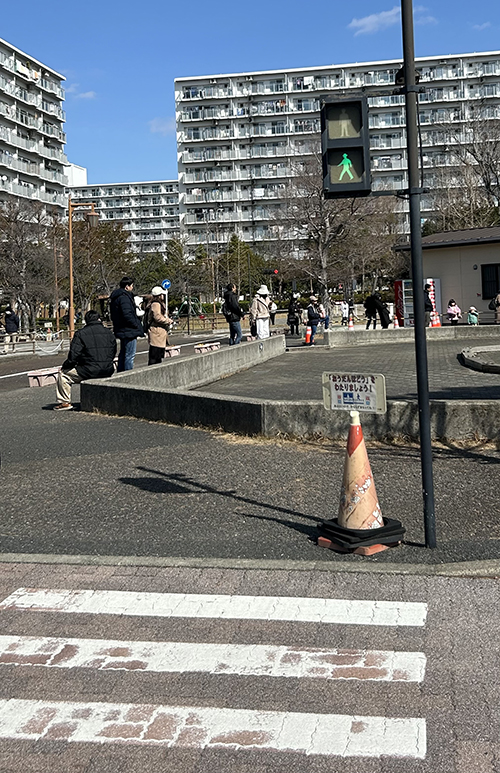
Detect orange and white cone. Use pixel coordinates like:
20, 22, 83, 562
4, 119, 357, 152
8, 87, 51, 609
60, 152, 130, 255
393, 314, 399, 329
338, 411, 384, 531
348, 315, 354, 331
431, 311, 441, 328
305, 326, 312, 344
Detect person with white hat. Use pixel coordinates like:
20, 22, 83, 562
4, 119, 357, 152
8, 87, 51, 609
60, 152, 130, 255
306, 295, 322, 346
467, 306, 479, 326
145, 287, 173, 365
249, 285, 271, 340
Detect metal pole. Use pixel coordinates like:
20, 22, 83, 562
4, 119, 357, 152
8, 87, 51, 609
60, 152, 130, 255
401, 0, 437, 548
68, 196, 75, 340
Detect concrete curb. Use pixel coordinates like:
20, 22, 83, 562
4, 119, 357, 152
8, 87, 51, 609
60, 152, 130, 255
461, 344, 500, 374
325, 325, 500, 347
1, 551, 499, 578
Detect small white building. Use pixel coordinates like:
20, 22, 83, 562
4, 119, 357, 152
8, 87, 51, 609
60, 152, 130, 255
0, 36, 67, 211
69, 180, 180, 255
419, 227, 500, 319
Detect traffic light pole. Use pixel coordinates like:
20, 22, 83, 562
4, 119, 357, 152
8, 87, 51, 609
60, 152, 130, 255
401, 0, 437, 548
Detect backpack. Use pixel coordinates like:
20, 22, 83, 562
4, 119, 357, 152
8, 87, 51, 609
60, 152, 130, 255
142, 307, 152, 333
488, 298, 497, 311
221, 301, 232, 321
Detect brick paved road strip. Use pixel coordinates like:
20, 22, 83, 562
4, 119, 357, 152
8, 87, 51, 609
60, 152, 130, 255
0, 589, 428, 626
0, 635, 427, 682
0, 699, 427, 758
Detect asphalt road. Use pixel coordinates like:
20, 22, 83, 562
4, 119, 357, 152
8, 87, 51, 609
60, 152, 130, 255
1, 382, 500, 565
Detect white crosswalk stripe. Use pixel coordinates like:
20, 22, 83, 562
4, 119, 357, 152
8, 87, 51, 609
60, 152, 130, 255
0, 588, 428, 626
0, 586, 429, 762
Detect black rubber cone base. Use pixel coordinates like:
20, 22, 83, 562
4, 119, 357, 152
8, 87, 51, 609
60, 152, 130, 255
318, 517, 405, 550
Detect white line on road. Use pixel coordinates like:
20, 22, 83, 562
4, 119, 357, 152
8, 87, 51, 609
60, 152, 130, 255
0, 635, 427, 682
0, 699, 427, 758
0, 589, 428, 626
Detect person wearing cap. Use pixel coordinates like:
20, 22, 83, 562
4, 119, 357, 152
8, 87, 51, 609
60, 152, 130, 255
54, 310, 117, 411
109, 277, 145, 372
467, 306, 479, 326
145, 287, 173, 365
306, 295, 322, 346
249, 285, 271, 339
223, 283, 245, 346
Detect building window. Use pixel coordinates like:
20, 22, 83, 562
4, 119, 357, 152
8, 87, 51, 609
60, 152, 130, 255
481, 264, 500, 299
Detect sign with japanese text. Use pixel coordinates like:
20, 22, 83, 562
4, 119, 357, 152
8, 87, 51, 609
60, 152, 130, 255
322, 372, 387, 414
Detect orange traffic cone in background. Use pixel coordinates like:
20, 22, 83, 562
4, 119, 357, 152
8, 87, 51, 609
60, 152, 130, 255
338, 411, 384, 531
431, 311, 441, 328
304, 325, 312, 344
348, 315, 354, 331
393, 314, 399, 329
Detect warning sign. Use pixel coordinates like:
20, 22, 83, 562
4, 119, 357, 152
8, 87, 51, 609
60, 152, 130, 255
322, 372, 387, 414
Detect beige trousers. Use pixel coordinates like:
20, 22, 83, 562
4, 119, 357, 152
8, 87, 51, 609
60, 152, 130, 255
3, 333, 18, 353
56, 368, 84, 403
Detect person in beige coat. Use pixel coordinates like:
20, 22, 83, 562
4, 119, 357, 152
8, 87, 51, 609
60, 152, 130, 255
249, 285, 271, 339
146, 286, 172, 365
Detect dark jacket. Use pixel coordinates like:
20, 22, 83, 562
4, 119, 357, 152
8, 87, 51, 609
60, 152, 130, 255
62, 320, 117, 380
287, 297, 301, 322
109, 287, 144, 340
424, 290, 433, 312
4, 310, 19, 333
307, 303, 321, 326
223, 290, 244, 323
364, 295, 377, 317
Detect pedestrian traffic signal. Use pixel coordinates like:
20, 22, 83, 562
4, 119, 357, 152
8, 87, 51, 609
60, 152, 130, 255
264, 268, 279, 275
321, 96, 371, 198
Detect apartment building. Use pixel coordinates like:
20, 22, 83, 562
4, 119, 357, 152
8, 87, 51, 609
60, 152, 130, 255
69, 180, 179, 254
0, 37, 67, 212
175, 52, 500, 248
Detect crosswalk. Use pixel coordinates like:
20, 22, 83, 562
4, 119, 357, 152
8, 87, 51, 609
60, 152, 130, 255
0, 585, 428, 765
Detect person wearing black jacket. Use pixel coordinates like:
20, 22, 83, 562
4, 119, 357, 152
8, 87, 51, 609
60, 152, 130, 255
306, 295, 322, 346
223, 283, 245, 345
2, 305, 20, 354
54, 310, 117, 411
424, 284, 433, 327
109, 277, 145, 371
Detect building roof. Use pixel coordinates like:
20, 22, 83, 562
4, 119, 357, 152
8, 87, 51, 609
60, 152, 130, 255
421, 227, 500, 248
0, 37, 65, 80
174, 51, 500, 83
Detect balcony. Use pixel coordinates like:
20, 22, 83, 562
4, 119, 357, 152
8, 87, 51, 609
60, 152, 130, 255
40, 78, 65, 99
0, 52, 14, 72
39, 144, 67, 163
0, 102, 16, 120
40, 167, 67, 184
41, 123, 66, 142
0, 74, 14, 94
185, 189, 236, 204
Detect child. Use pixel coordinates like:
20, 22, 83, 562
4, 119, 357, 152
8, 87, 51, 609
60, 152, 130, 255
447, 299, 462, 326
467, 306, 479, 326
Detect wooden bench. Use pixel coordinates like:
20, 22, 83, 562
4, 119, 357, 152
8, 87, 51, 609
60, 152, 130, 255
194, 341, 221, 354
27, 366, 61, 387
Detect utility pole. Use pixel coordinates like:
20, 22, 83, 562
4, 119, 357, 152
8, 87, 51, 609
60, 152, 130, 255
401, 0, 437, 547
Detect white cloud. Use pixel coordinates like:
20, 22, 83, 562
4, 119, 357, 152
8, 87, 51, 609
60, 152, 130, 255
348, 6, 400, 35
66, 83, 79, 93
473, 21, 491, 30
75, 91, 97, 100
149, 117, 176, 136
348, 5, 437, 35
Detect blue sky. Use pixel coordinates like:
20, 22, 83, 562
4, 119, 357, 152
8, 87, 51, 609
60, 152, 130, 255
2, 0, 499, 183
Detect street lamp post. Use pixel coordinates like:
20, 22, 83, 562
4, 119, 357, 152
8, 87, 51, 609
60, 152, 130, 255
68, 196, 99, 338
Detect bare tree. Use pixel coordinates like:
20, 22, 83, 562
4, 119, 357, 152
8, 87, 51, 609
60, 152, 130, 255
274, 154, 399, 306
0, 199, 54, 332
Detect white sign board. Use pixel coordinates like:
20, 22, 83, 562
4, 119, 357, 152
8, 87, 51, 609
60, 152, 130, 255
322, 372, 387, 414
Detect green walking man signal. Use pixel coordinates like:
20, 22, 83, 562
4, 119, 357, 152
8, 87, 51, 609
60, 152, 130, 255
321, 96, 371, 198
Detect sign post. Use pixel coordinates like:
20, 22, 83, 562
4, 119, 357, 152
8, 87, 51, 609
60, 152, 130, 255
161, 279, 171, 314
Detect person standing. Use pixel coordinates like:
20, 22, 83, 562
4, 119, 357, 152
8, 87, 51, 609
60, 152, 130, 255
145, 287, 173, 365
424, 284, 433, 327
109, 277, 145, 372
269, 299, 277, 325
249, 285, 271, 340
287, 293, 301, 336
223, 283, 245, 346
54, 310, 116, 411
494, 290, 500, 324
467, 306, 479, 326
374, 292, 391, 329
340, 299, 349, 326
2, 305, 19, 354
364, 294, 377, 330
306, 295, 322, 346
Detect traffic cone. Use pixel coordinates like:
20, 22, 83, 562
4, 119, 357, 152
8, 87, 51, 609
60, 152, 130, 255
393, 314, 399, 329
348, 315, 354, 331
317, 411, 405, 555
431, 311, 441, 328
304, 326, 312, 344
338, 411, 383, 531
